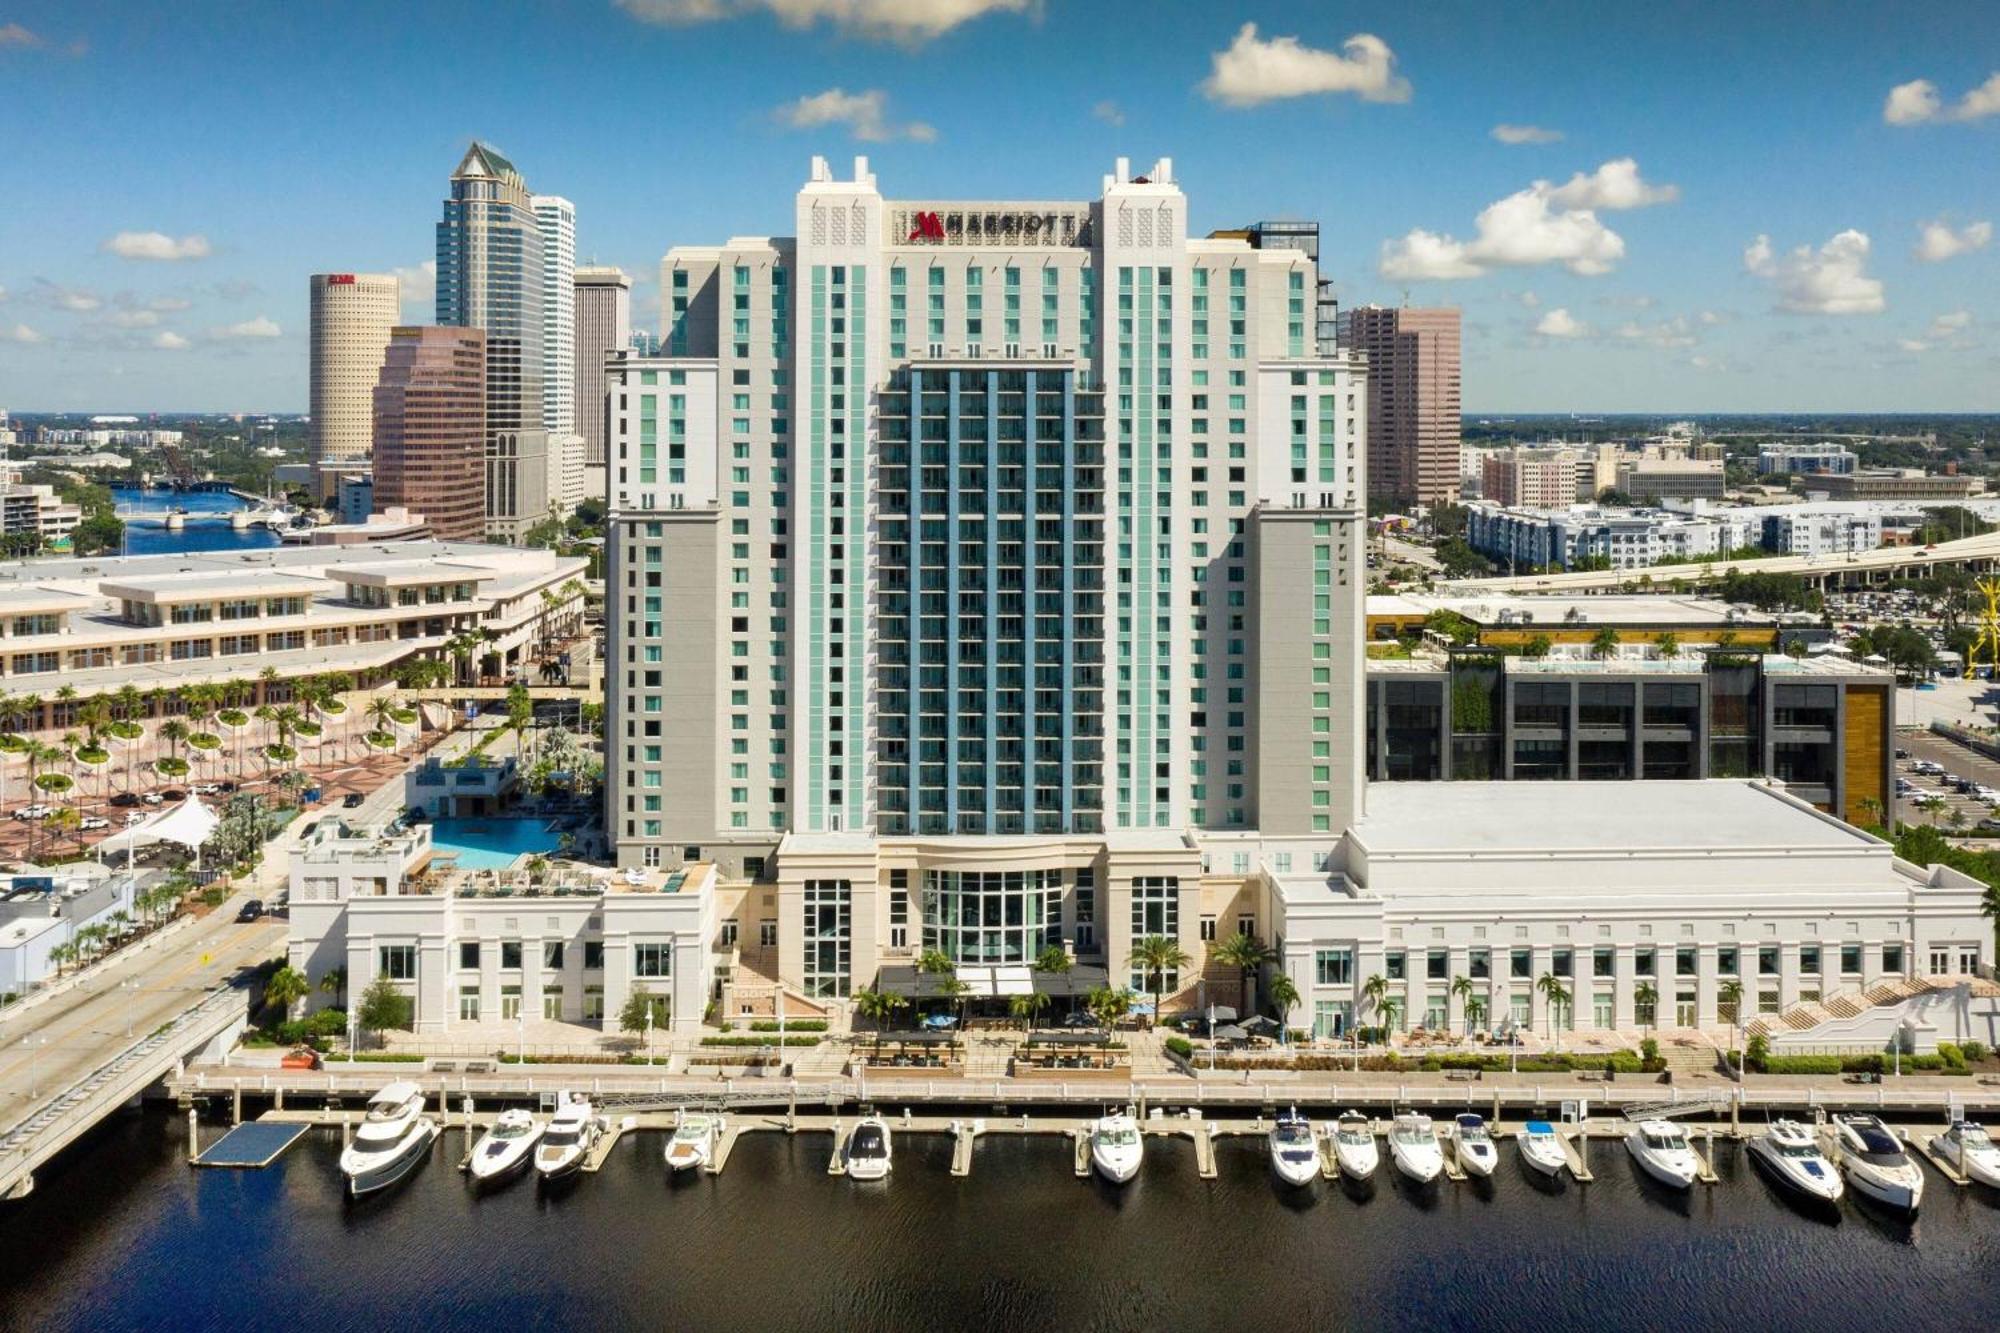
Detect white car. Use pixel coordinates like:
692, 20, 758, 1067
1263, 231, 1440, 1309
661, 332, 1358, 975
141, 793, 164, 806
79, 817, 110, 831
124, 812, 147, 826
191, 783, 220, 795
16, 804, 51, 820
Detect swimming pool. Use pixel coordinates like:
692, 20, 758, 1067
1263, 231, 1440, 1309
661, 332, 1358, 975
428, 817, 561, 870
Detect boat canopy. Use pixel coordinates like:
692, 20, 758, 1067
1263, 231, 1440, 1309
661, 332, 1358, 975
369, 1080, 422, 1104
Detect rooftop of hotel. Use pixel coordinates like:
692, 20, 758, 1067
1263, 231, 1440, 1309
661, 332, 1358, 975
1350, 780, 1870, 857
1366, 651, 1889, 679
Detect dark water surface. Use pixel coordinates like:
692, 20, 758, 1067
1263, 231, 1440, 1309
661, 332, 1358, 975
3, 1110, 1999, 1332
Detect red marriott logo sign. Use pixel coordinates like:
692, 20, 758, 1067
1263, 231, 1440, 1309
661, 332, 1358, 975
324, 274, 356, 285
907, 211, 944, 242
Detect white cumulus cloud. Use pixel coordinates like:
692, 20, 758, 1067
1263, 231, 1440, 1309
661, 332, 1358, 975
1, 323, 47, 344
775, 87, 935, 142
102, 231, 212, 261
1542, 158, 1679, 210
33, 280, 100, 312
1201, 25, 1410, 107
1535, 308, 1589, 339
151, 331, 190, 351
209, 315, 281, 339
1092, 100, 1124, 127
1379, 158, 1676, 281
615, 0, 1031, 45
104, 309, 161, 328
1614, 315, 1698, 349
1914, 218, 1992, 262
1884, 71, 2000, 124
1743, 230, 1885, 315
1491, 124, 1562, 145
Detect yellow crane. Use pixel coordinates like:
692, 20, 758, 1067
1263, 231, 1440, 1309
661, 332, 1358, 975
1966, 577, 2000, 678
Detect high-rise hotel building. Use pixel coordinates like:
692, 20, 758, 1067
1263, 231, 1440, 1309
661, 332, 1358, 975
307, 271, 398, 485
604, 157, 1367, 1004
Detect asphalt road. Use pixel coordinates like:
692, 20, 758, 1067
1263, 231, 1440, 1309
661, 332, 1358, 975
0, 892, 284, 1133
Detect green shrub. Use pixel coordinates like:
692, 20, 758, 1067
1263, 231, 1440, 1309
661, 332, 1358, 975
76, 746, 110, 765
1938, 1041, 1967, 1069
217, 710, 249, 727
699, 1035, 820, 1047
1745, 1032, 1770, 1071
306, 1008, 347, 1037
1962, 1040, 1988, 1062
1164, 1035, 1194, 1059
324, 1051, 426, 1063
1760, 1054, 1845, 1074
749, 1018, 827, 1032
200, 886, 226, 907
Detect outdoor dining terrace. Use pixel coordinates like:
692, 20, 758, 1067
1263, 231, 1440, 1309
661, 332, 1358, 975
853, 1030, 963, 1074
1008, 1030, 1128, 1079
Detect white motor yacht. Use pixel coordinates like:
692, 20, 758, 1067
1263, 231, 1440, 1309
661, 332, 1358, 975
338, 1081, 438, 1198
1624, 1120, 1699, 1190
1746, 1119, 1843, 1205
467, 1108, 543, 1187
1089, 1110, 1144, 1185
665, 1111, 723, 1174
535, 1096, 600, 1182
1931, 1120, 2000, 1189
1331, 1111, 1379, 1181
1831, 1115, 1924, 1212
845, 1115, 893, 1182
1516, 1120, 1568, 1179
1388, 1113, 1444, 1184
1267, 1108, 1319, 1188
1451, 1114, 1499, 1178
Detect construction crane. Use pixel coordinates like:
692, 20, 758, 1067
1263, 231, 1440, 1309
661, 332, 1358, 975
1966, 577, 2000, 678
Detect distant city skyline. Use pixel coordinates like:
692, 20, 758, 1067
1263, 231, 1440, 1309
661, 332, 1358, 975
0, 1, 1995, 412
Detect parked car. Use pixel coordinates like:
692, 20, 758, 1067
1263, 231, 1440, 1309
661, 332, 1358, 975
1976, 819, 2000, 835
342, 792, 365, 809
217, 780, 238, 793
109, 791, 140, 808
190, 783, 220, 796
141, 793, 164, 806
236, 899, 264, 922
79, 816, 109, 831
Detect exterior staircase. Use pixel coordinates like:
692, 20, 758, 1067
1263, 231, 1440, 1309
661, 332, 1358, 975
1748, 974, 2000, 1045
1655, 1037, 1725, 1081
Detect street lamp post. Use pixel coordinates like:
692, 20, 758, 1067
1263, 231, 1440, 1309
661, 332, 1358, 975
24, 1035, 47, 1098
644, 1002, 654, 1068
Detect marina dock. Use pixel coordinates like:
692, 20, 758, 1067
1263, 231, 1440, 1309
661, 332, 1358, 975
1557, 1127, 1595, 1182
1913, 1132, 1971, 1187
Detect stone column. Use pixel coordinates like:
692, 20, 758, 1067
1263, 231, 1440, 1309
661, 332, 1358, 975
1613, 944, 1638, 1031
1779, 942, 1802, 1010
1696, 943, 1720, 1029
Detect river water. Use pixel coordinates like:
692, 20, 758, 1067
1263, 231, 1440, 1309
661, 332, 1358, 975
111, 487, 281, 557
2, 1109, 1998, 1331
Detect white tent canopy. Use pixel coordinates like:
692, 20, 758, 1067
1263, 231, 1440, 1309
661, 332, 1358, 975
97, 796, 220, 858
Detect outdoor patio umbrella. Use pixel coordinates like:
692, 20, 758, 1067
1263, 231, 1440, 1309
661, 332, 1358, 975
1240, 1015, 1279, 1034
1205, 1005, 1239, 1023
1214, 1023, 1249, 1042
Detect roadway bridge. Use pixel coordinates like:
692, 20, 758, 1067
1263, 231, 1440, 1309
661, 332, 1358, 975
1446, 529, 2000, 596
0, 984, 249, 1199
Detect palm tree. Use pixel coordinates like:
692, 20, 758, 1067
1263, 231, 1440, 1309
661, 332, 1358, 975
1589, 625, 1620, 660
1266, 971, 1300, 1045
1632, 976, 1664, 1024
1718, 977, 1746, 1065
1362, 972, 1392, 1039
1536, 972, 1571, 1047
1210, 929, 1271, 1014
851, 987, 907, 1032
1033, 943, 1072, 979
368, 695, 399, 751
1007, 990, 1050, 1031
937, 974, 972, 1033
1464, 993, 1488, 1034
258, 665, 281, 708
47, 940, 76, 977
1084, 984, 1132, 1031
159, 719, 189, 771
318, 965, 348, 1010
1130, 934, 1191, 1029
1656, 632, 1680, 659
1449, 973, 1477, 1037
263, 965, 310, 1022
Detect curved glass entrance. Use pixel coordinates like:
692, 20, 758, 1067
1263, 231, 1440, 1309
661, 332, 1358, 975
920, 868, 1064, 964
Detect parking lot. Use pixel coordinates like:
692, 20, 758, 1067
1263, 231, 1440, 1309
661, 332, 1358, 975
1893, 728, 2000, 836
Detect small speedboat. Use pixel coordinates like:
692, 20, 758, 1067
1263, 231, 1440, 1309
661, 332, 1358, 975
1932, 1120, 2000, 1189
1516, 1120, 1568, 1179
1267, 1108, 1319, 1188
1452, 1113, 1498, 1178
665, 1111, 723, 1174
535, 1096, 600, 1182
1090, 1110, 1144, 1185
467, 1107, 542, 1186
1332, 1111, 1379, 1180
1624, 1120, 1699, 1190
338, 1081, 438, 1198
1747, 1119, 1843, 1205
1831, 1114, 1923, 1212
846, 1115, 893, 1182
1388, 1113, 1443, 1184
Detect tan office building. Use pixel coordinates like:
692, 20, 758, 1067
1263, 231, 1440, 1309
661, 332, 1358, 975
1338, 305, 1461, 506
373, 326, 486, 542
307, 272, 399, 478
573, 266, 630, 472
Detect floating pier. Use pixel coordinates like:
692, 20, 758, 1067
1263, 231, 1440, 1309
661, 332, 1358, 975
1439, 1129, 1468, 1182
1913, 1133, 1971, 1188
1558, 1128, 1595, 1183
950, 1120, 983, 1177
191, 1120, 310, 1169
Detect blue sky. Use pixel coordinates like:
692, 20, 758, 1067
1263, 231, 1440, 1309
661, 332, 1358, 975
0, 0, 1994, 413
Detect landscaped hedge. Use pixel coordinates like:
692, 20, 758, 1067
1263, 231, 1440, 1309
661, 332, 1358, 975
748, 1019, 826, 1032
1228, 1050, 1662, 1074
1754, 1048, 1973, 1075
1164, 1035, 1194, 1059
700, 1035, 821, 1047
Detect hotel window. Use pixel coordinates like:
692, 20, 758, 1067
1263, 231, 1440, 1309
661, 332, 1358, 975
1592, 947, 1615, 977
760, 922, 778, 948
1553, 948, 1573, 978
720, 919, 739, 949
1635, 948, 1656, 977
544, 942, 565, 970
542, 988, 564, 1021
1468, 948, 1489, 979
1314, 948, 1353, 986
1426, 949, 1448, 980
1840, 943, 1862, 975
1758, 945, 1780, 976
1509, 948, 1531, 979
378, 945, 416, 981
804, 880, 852, 997
1199, 916, 1217, 942
500, 986, 522, 1020
458, 942, 479, 970
501, 942, 523, 970
1718, 946, 1739, 975
1385, 951, 1406, 982
583, 986, 605, 1022
584, 941, 604, 970
1883, 943, 1905, 974
1674, 947, 1697, 977
634, 943, 672, 978
457, 988, 480, 1022
1128, 878, 1180, 991
1799, 945, 1821, 975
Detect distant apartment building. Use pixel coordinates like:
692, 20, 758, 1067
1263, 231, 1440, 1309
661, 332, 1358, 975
1758, 443, 1857, 477
1466, 502, 1724, 570
1616, 456, 1726, 501
0, 484, 81, 548
372, 326, 486, 542
1807, 469, 1976, 502
1762, 509, 1882, 556
1338, 305, 1460, 506
1481, 446, 1581, 508
573, 266, 632, 476
307, 272, 399, 482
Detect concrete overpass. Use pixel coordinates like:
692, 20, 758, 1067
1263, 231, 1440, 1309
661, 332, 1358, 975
1445, 529, 2000, 595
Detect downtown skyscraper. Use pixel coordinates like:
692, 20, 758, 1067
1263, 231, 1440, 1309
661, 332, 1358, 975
604, 157, 1368, 1003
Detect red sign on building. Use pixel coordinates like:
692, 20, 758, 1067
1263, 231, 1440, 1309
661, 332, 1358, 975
325, 274, 356, 285
907, 212, 944, 242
